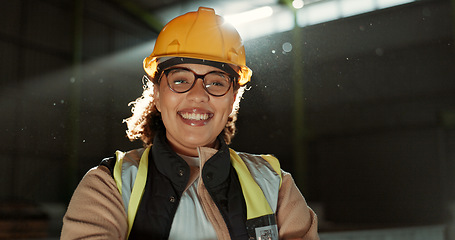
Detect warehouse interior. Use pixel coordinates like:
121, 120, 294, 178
0, 0, 454, 238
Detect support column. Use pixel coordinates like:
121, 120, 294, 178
64, 0, 84, 201
291, 7, 309, 193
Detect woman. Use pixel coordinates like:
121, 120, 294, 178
61, 7, 318, 240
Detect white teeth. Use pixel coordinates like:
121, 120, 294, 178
180, 112, 210, 120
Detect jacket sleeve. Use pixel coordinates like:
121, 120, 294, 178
61, 165, 128, 239
276, 171, 319, 240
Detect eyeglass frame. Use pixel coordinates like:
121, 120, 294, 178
158, 66, 236, 97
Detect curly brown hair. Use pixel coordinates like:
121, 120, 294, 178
124, 74, 245, 147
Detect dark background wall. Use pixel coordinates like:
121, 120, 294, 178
232, 0, 455, 228
0, 0, 454, 237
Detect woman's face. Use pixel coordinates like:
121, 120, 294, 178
154, 63, 236, 156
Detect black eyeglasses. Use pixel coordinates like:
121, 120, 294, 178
159, 67, 234, 97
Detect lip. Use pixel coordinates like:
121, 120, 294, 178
177, 108, 214, 126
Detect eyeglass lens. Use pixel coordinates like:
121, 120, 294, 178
164, 68, 232, 96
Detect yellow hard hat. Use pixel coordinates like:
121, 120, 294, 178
143, 7, 252, 86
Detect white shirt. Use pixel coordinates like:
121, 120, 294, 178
168, 154, 217, 240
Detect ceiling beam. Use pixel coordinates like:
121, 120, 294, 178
109, 0, 164, 33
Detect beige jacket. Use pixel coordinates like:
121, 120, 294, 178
61, 147, 319, 239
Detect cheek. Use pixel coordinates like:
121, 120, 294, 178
154, 83, 176, 113
226, 94, 236, 113
154, 96, 161, 112
156, 86, 182, 114
153, 85, 161, 112
216, 96, 235, 119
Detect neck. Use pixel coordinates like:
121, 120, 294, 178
167, 138, 220, 157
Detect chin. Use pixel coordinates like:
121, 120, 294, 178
183, 135, 216, 148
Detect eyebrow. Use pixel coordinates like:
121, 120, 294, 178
167, 67, 228, 75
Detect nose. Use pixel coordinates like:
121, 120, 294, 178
186, 78, 209, 102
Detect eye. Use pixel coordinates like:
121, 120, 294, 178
207, 81, 225, 87
173, 78, 190, 85
167, 69, 193, 85
205, 72, 230, 87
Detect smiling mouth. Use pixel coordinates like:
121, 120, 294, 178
178, 112, 213, 121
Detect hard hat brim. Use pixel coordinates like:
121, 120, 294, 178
144, 56, 252, 86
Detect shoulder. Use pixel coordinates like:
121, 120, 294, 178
230, 149, 279, 163
116, 148, 146, 167
122, 148, 146, 163
64, 165, 125, 218
99, 148, 146, 175
279, 170, 297, 190
230, 149, 281, 175
76, 165, 118, 194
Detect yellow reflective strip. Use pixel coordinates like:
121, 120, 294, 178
126, 147, 150, 239
229, 149, 273, 220
260, 154, 282, 188
114, 150, 125, 195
